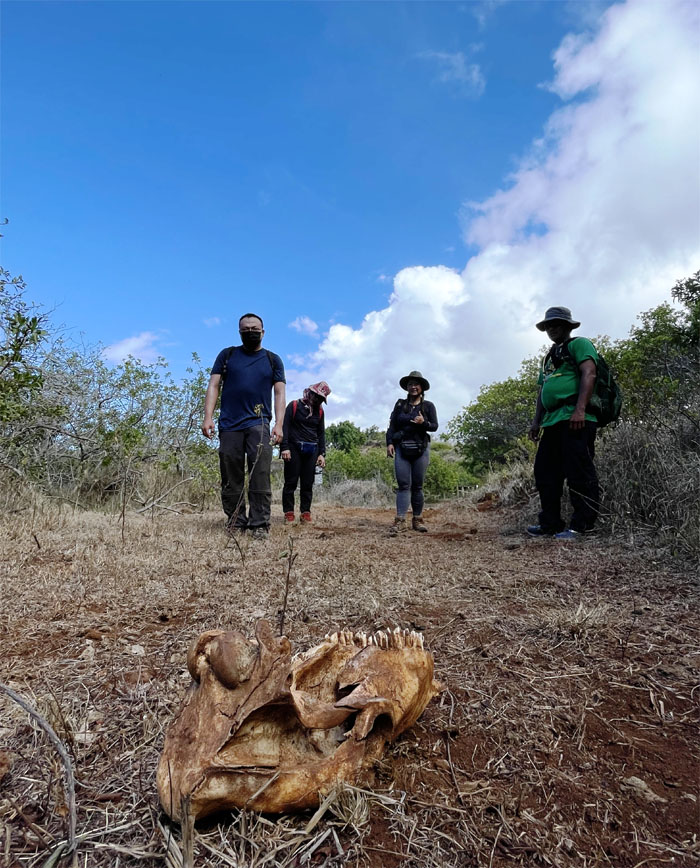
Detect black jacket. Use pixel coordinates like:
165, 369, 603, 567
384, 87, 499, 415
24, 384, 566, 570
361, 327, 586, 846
386, 399, 438, 446
281, 400, 326, 454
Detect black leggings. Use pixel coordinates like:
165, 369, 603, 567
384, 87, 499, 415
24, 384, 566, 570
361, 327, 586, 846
282, 444, 318, 514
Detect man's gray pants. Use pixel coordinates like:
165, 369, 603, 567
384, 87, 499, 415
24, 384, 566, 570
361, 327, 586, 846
219, 425, 272, 530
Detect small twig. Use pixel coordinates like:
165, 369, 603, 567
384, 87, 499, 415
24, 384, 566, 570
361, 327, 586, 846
0, 682, 77, 860
135, 477, 195, 513
6, 795, 55, 849
244, 771, 281, 808
619, 600, 639, 660
278, 536, 298, 637
443, 732, 464, 805
180, 794, 194, 868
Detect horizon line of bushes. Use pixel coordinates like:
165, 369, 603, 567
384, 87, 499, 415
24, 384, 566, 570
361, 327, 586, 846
2, 265, 698, 552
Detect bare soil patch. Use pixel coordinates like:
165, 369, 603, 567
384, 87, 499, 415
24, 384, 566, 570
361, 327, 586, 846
1, 503, 698, 866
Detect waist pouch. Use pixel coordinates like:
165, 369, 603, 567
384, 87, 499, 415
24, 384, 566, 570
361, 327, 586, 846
297, 441, 317, 455
400, 437, 426, 459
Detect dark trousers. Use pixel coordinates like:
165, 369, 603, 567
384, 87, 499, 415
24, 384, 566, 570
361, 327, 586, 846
282, 444, 317, 514
534, 421, 600, 532
219, 425, 272, 529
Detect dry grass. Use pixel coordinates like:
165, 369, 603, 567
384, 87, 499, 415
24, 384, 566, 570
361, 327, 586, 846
1, 501, 698, 867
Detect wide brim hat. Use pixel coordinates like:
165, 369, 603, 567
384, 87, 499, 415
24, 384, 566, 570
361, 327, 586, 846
536, 306, 581, 331
399, 370, 430, 392
308, 381, 331, 403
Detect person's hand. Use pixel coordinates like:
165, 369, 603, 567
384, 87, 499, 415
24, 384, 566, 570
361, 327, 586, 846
316, 454, 326, 468
569, 408, 586, 430
387, 444, 395, 458
528, 423, 541, 443
271, 423, 284, 444
202, 418, 215, 439
281, 449, 291, 461
411, 413, 424, 425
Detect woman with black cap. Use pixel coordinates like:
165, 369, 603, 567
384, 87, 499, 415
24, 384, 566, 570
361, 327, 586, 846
386, 371, 438, 535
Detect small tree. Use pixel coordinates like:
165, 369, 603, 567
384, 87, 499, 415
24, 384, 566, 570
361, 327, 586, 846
0, 269, 48, 425
325, 420, 365, 452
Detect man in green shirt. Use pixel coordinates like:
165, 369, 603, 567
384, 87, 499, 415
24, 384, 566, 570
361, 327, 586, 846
527, 306, 600, 539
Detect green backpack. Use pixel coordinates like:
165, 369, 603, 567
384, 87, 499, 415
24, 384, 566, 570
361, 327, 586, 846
546, 338, 623, 427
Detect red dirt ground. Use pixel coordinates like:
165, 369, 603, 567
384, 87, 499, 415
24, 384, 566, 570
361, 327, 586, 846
1, 502, 698, 866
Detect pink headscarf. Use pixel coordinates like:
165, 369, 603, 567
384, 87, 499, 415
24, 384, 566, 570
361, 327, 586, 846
301, 381, 331, 408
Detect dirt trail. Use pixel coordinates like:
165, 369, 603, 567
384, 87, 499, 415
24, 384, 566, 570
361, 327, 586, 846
1, 502, 698, 866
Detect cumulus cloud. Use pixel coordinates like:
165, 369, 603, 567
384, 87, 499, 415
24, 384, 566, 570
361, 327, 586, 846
102, 332, 160, 364
203, 316, 221, 327
289, 315, 319, 336
297, 0, 699, 430
418, 50, 486, 97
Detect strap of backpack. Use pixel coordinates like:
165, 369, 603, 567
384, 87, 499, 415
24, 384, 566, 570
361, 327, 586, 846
221, 346, 236, 381
293, 399, 323, 419
545, 337, 577, 370
222, 347, 276, 382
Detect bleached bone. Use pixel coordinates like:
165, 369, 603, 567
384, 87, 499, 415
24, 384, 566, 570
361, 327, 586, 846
157, 620, 439, 820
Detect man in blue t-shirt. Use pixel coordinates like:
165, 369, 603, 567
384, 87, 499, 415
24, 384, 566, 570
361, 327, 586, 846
202, 313, 286, 537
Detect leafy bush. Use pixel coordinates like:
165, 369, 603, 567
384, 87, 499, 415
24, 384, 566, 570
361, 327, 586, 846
325, 445, 473, 501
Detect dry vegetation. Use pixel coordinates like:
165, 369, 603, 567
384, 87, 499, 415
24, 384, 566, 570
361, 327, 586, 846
1, 500, 698, 867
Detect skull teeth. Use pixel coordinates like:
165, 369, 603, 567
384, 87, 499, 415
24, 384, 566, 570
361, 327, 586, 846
323, 628, 426, 650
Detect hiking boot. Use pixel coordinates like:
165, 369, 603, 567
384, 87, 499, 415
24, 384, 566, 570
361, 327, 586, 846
526, 524, 557, 537
412, 516, 428, 533
284, 512, 295, 523
300, 512, 312, 523
389, 517, 407, 536
250, 526, 269, 540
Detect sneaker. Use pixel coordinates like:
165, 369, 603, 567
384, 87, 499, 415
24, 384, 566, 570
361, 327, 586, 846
284, 512, 295, 523
389, 517, 407, 536
412, 516, 428, 533
554, 528, 581, 540
250, 527, 269, 540
300, 512, 312, 523
556, 527, 595, 539
527, 524, 557, 537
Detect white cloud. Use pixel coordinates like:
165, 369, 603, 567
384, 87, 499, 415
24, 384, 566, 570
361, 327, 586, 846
102, 332, 160, 364
289, 315, 319, 336
203, 316, 221, 328
469, 0, 507, 30
418, 50, 486, 97
298, 0, 699, 430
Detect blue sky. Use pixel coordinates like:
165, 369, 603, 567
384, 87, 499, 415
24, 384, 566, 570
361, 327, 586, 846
2, 0, 699, 427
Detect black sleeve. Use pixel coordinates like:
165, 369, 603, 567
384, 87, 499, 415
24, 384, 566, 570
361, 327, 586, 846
386, 400, 401, 446
318, 411, 326, 456
210, 348, 227, 375
280, 402, 294, 451
270, 351, 286, 384
421, 401, 439, 434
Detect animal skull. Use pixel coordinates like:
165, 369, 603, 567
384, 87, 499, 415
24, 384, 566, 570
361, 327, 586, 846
157, 620, 440, 820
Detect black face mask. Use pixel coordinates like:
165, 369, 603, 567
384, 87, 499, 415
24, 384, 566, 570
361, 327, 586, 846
240, 331, 262, 350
